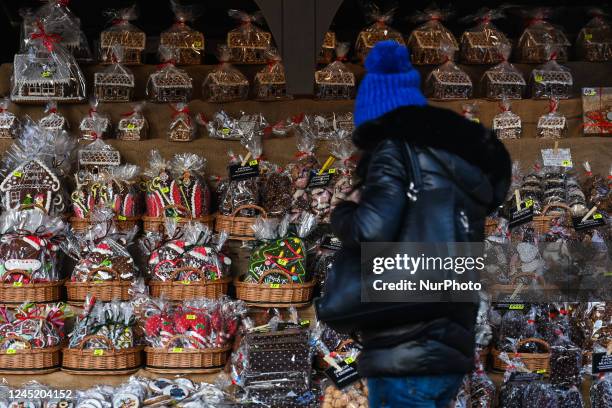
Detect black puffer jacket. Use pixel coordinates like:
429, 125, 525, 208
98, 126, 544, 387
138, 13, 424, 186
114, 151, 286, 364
330, 105, 511, 377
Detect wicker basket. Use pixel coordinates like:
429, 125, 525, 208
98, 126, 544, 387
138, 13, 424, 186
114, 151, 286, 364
532, 203, 573, 235
0, 335, 61, 374
234, 269, 315, 307
65, 267, 132, 305
491, 338, 550, 373
62, 335, 143, 375
142, 204, 215, 233
148, 267, 231, 301
144, 334, 231, 374
214, 204, 267, 241
0, 271, 64, 305
70, 215, 139, 234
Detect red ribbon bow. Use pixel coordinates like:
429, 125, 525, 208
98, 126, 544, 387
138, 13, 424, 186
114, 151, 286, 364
548, 98, 558, 113
121, 110, 135, 117
30, 21, 61, 52
336, 56, 348, 62
549, 52, 557, 61
57, 0, 70, 6
172, 105, 191, 125
88, 108, 97, 117
112, 18, 128, 26
157, 60, 176, 70
583, 111, 612, 133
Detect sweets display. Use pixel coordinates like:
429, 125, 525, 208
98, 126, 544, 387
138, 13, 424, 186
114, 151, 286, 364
203, 45, 250, 103
254, 48, 288, 101
147, 46, 193, 103
0, 302, 68, 349
582, 87, 612, 135
531, 47, 573, 100
38, 101, 68, 133
168, 103, 196, 142
78, 98, 111, 140
482, 44, 526, 100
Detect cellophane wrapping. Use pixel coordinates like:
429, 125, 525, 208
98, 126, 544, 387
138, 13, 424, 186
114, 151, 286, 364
0, 302, 69, 349
355, 4, 404, 62
99, 6, 145, 64
79, 96, 112, 140
117, 102, 147, 140
203, 45, 250, 103
160, 0, 204, 65
0, 98, 21, 139
167, 102, 196, 142
517, 8, 570, 63
460, 7, 510, 64
493, 98, 522, 140
426, 41, 473, 100
288, 133, 320, 222
147, 46, 193, 103
254, 48, 288, 101
226, 9, 272, 64
94, 45, 135, 103
315, 43, 355, 100
577, 9, 612, 62
481, 43, 526, 100
408, 6, 458, 65
531, 46, 573, 100
536, 98, 568, 139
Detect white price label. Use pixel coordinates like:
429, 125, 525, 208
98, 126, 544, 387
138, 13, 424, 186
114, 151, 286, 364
541, 148, 572, 168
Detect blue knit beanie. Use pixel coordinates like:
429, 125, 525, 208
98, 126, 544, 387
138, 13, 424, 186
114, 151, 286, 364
354, 41, 427, 127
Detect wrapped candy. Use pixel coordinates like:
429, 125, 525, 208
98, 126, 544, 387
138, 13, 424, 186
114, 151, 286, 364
355, 4, 404, 63
549, 330, 583, 388
517, 8, 571, 63
537, 98, 567, 139
522, 382, 559, 407
245, 213, 316, 284
319, 31, 337, 64
0, 209, 65, 283
203, 46, 249, 103
499, 352, 532, 408
147, 46, 193, 103
79, 97, 112, 140
77, 138, 121, 174
577, 9, 612, 62
160, 1, 204, 65
407, 6, 459, 65
321, 380, 368, 408
0, 303, 68, 351
168, 103, 196, 142
481, 43, 526, 100
531, 46, 573, 99
493, 98, 522, 140
309, 155, 337, 224
145, 221, 231, 282
287, 132, 320, 222
555, 386, 585, 408
497, 311, 527, 352
202, 110, 267, 141
425, 41, 473, 100
11, 20, 86, 103
254, 48, 288, 101
20, 0, 92, 62
470, 358, 495, 407
226, 9, 272, 64
591, 373, 612, 408
100, 6, 146, 65
297, 112, 355, 140
260, 165, 293, 218
39, 101, 68, 133
0, 98, 21, 139
143, 150, 177, 218
93, 45, 135, 103
460, 8, 511, 64
167, 153, 212, 218
315, 43, 356, 100
117, 103, 147, 140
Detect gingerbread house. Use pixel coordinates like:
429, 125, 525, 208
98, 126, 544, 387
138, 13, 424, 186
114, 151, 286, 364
0, 112, 20, 139
537, 113, 567, 139
94, 67, 135, 103
482, 70, 526, 100
100, 31, 146, 65
355, 24, 405, 63
318, 31, 336, 64
408, 25, 459, 65
11, 55, 85, 103
78, 142, 121, 174
117, 115, 147, 141
227, 19, 272, 64
147, 68, 193, 103
493, 111, 522, 139
460, 29, 511, 64
168, 116, 194, 142
254, 57, 287, 100
203, 68, 249, 103
517, 25, 571, 63
79, 116, 112, 140
531, 68, 573, 99
39, 111, 68, 133
577, 19, 612, 61
160, 29, 205, 65
0, 159, 61, 213
426, 66, 473, 100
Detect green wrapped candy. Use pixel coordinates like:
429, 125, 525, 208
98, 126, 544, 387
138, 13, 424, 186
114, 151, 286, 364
247, 236, 309, 284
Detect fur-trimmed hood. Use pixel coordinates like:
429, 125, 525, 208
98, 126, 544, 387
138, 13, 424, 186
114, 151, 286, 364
353, 105, 512, 210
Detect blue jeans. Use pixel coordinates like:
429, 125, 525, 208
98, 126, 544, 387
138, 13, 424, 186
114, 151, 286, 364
367, 375, 464, 408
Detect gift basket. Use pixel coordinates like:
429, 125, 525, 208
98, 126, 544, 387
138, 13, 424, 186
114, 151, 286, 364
21, 0, 92, 62
147, 46, 193, 103
100, 6, 146, 65
315, 43, 355, 100
0, 99, 20, 139
319, 31, 336, 64
516, 8, 571, 63
160, 1, 204, 65
235, 214, 317, 307
425, 42, 473, 100
254, 48, 288, 101
460, 8, 511, 64
355, 5, 405, 63
0, 209, 65, 305
226, 9, 272, 64
0, 302, 68, 374
93, 45, 135, 103
168, 103, 196, 142
407, 6, 458, 65
64, 214, 139, 304
481, 44, 526, 100
142, 297, 245, 373
531, 46, 573, 99
63, 297, 143, 374
142, 150, 213, 233
78, 97, 112, 141
38, 101, 68, 133
215, 135, 267, 240
577, 9, 612, 62
145, 222, 232, 300
203, 45, 250, 103
493, 99, 522, 140
117, 103, 147, 141
537, 98, 567, 139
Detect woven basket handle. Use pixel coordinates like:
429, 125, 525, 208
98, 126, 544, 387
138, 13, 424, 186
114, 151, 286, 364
18, 203, 48, 214
516, 337, 550, 353
163, 334, 193, 350
257, 268, 293, 284
77, 334, 115, 352
230, 204, 267, 218
510, 273, 537, 285
85, 267, 118, 282
1, 269, 32, 282
0, 335, 32, 350
163, 204, 189, 219
169, 267, 208, 282
541, 203, 572, 216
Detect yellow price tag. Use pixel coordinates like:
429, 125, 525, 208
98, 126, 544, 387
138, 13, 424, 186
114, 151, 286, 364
277, 258, 288, 266
584, 89, 597, 96
605, 271, 612, 277
12, 281, 23, 288
161, 187, 170, 193
172, 347, 183, 353
126, 123, 136, 130
181, 280, 191, 285
509, 304, 524, 310
222, 127, 230, 135
525, 199, 534, 208
593, 213, 603, 220
471, 118, 480, 124
41, 71, 52, 78
93, 349, 104, 356
535, 74, 544, 83
561, 160, 572, 167
328, 168, 336, 174
249, 160, 258, 166
12, 171, 22, 178
186, 314, 196, 320
6, 349, 16, 355
344, 356, 355, 364
93, 280, 103, 284
269, 283, 281, 289
536, 369, 547, 374
300, 319, 310, 326
193, 40, 203, 48
117, 215, 127, 221
584, 34, 593, 41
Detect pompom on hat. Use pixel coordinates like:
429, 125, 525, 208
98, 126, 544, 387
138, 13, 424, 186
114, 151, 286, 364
354, 41, 427, 127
